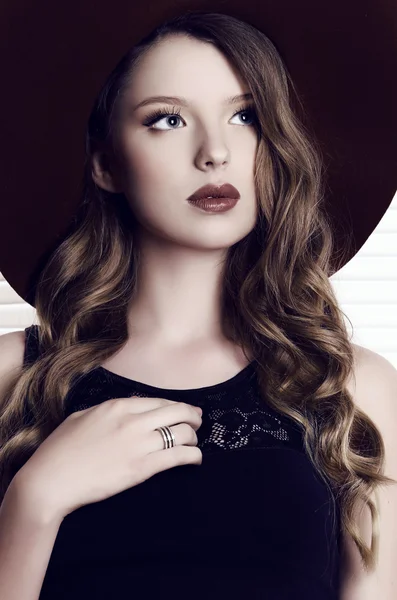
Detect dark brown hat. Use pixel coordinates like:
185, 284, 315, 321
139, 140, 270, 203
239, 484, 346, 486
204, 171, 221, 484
0, 0, 396, 307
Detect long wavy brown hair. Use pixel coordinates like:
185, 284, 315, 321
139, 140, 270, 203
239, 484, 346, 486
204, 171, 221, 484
0, 11, 395, 573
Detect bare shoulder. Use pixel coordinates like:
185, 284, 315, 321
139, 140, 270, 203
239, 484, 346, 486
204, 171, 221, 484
346, 342, 397, 427
0, 330, 26, 403
341, 342, 397, 599
0, 330, 26, 373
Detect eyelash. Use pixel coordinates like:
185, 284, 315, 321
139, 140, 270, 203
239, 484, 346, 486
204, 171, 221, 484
142, 103, 257, 129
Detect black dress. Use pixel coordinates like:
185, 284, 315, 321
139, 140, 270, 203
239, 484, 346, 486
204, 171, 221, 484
22, 325, 342, 599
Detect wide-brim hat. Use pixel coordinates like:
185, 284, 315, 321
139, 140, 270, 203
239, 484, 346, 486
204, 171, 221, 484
0, 0, 396, 308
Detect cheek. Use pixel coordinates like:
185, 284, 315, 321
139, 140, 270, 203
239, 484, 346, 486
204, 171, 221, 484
125, 141, 180, 192
118, 146, 172, 222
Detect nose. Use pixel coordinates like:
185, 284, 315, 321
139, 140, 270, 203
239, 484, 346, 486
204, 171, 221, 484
196, 131, 230, 171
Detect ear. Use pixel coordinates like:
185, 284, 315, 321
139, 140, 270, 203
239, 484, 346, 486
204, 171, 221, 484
91, 150, 123, 194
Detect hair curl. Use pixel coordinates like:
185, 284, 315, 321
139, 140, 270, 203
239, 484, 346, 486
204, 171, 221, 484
0, 10, 395, 573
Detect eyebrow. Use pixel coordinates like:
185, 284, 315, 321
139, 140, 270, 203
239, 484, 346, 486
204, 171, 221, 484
132, 93, 253, 112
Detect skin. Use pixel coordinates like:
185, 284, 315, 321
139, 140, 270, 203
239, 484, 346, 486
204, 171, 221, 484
92, 34, 259, 354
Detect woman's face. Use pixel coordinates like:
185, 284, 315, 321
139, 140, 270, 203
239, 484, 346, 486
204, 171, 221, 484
97, 34, 259, 251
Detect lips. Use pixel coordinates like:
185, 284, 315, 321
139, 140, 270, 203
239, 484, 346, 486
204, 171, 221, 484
187, 183, 240, 204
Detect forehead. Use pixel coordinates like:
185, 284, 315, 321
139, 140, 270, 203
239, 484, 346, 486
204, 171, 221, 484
127, 35, 247, 101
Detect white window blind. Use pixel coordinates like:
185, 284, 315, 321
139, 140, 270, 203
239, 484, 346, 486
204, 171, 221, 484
1, 189, 397, 369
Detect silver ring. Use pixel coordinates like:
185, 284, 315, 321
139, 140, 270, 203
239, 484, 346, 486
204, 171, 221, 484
155, 425, 176, 449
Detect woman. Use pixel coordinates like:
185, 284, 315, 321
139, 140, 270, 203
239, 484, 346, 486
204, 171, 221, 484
0, 5, 396, 600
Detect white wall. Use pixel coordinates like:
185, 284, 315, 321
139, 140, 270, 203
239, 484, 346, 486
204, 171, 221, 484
1, 189, 397, 368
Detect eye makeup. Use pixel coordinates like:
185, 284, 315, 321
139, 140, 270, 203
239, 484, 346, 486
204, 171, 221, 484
142, 103, 257, 129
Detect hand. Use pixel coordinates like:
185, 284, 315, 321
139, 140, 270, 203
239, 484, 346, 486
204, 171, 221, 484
14, 397, 203, 521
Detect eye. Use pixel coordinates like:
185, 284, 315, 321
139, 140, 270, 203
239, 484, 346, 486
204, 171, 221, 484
143, 104, 257, 130
142, 106, 184, 130
229, 105, 257, 127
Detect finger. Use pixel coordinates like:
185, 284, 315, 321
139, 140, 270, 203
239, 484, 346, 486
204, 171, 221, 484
106, 396, 178, 415
147, 422, 198, 454
143, 402, 202, 432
